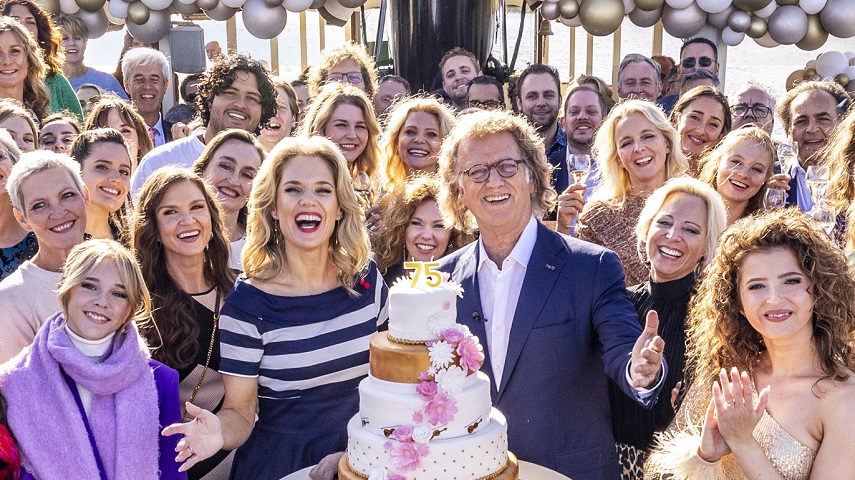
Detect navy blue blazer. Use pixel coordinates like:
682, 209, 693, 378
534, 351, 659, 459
439, 221, 662, 480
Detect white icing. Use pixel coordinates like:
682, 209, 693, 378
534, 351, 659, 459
346, 409, 510, 480
358, 373, 492, 439
387, 276, 461, 342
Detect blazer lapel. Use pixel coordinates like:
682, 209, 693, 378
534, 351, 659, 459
496, 223, 565, 400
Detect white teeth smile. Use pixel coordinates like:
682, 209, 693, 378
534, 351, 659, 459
177, 230, 200, 239
0, 69, 16, 74
407, 149, 429, 156
218, 187, 239, 198
267, 121, 281, 129
141, 94, 155, 100
296, 214, 321, 222
635, 157, 653, 166
415, 243, 435, 251
659, 246, 682, 258
85, 311, 109, 323
765, 312, 791, 319
100, 186, 121, 196
688, 135, 705, 145
485, 194, 510, 202
50, 221, 73, 233
227, 112, 248, 120
339, 144, 357, 150
730, 179, 748, 189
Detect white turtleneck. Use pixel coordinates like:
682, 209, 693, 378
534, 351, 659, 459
65, 326, 116, 416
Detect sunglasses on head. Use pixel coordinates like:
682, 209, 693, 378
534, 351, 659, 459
681, 57, 714, 69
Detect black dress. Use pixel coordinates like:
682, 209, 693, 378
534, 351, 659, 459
608, 273, 695, 479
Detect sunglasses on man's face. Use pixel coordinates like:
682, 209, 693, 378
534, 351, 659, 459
681, 57, 714, 69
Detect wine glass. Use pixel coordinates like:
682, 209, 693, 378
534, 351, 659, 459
763, 188, 787, 209
805, 165, 829, 206
810, 204, 836, 235
568, 154, 591, 185
353, 171, 374, 209
775, 142, 798, 174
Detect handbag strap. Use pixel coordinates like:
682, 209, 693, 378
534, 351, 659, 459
60, 367, 109, 480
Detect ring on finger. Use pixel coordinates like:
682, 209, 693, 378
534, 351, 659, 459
187, 446, 195, 458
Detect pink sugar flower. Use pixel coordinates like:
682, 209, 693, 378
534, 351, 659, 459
389, 442, 422, 472
416, 381, 438, 401
442, 300, 451, 310
412, 411, 423, 423
457, 336, 484, 372
425, 392, 458, 425
390, 476, 406, 480
418, 372, 429, 382
393, 425, 413, 443
442, 328, 464, 345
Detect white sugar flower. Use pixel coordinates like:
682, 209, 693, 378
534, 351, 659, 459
436, 365, 466, 395
449, 323, 471, 337
412, 425, 434, 444
427, 313, 455, 337
368, 468, 389, 480
428, 341, 454, 369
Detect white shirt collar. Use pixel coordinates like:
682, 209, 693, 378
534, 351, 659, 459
477, 216, 539, 270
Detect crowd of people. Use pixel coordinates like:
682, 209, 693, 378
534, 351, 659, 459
0, 5, 853, 480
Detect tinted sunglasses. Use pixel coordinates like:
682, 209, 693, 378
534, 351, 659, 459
681, 57, 713, 69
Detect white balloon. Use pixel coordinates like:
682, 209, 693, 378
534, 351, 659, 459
799, 0, 826, 15
220, 0, 245, 8
282, 0, 311, 11
721, 26, 745, 45
815, 50, 849, 78
108, 0, 129, 18
141, 0, 172, 9
242, 0, 287, 38
664, 0, 692, 8
806, 59, 817, 68
754, 1, 776, 18
696, 0, 730, 14
623, 0, 635, 14
59, 0, 80, 14
843, 65, 855, 80
845, 52, 855, 60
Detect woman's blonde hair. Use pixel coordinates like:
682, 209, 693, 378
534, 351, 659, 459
698, 126, 775, 219
298, 83, 381, 180
379, 96, 456, 193
306, 41, 379, 99
242, 136, 370, 296
0, 17, 49, 122
635, 177, 727, 270
591, 99, 688, 204
821, 108, 855, 213
58, 239, 152, 330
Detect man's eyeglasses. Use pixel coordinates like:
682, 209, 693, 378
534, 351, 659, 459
468, 99, 502, 109
731, 104, 772, 118
681, 56, 714, 69
463, 159, 524, 183
327, 72, 364, 84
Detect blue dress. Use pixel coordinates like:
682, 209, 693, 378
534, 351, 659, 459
218, 263, 388, 478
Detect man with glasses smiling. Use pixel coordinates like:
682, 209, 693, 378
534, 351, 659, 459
729, 81, 776, 134
466, 75, 505, 110
436, 109, 666, 480
658, 37, 719, 115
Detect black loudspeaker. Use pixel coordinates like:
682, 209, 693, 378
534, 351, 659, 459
168, 25, 206, 74
390, 0, 498, 93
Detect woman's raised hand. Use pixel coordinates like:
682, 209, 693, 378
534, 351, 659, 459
162, 402, 225, 473
713, 368, 770, 449
699, 397, 730, 463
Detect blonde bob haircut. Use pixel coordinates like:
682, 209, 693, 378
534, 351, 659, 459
698, 126, 775, 218
592, 100, 687, 204
635, 177, 727, 271
438, 109, 556, 234
58, 239, 152, 331
242, 136, 370, 296
298, 83, 381, 181
379, 96, 456, 192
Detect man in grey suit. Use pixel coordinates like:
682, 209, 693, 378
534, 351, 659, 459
437, 109, 666, 479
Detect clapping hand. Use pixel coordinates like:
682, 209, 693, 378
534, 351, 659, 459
162, 402, 225, 473
713, 368, 770, 447
630, 310, 665, 388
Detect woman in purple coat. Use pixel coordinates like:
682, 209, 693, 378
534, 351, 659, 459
0, 239, 186, 480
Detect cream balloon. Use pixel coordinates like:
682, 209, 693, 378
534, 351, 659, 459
806, 60, 816, 68
76, 0, 106, 13
727, 10, 751, 32
203, 1, 236, 19
819, 0, 855, 38
815, 51, 848, 79
661, 3, 707, 38
721, 26, 745, 46
59, 0, 81, 14
843, 65, 855, 81
707, 5, 734, 29
628, 5, 662, 27
845, 52, 855, 60
696, 0, 729, 14
664, 0, 692, 8
141, 0, 172, 10
77, 7, 109, 37
746, 15, 767, 38
40, 0, 61, 15
541, 1, 560, 20
559, 13, 582, 27
108, 0, 130, 18
799, 0, 826, 15
126, 8, 170, 42
634, 0, 663, 9
753, 1, 777, 18
578, 0, 624, 36
283, 0, 312, 11
622, 0, 635, 14
105, 2, 126, 23
126, 0, 149, 23
795, 14, 827, 51
558, 0, 579, 19
767, 5, 808, 45
242, 0, 287, 38
754, 32, 780, 47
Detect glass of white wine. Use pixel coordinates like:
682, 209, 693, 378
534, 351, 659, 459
353, 171, 374, 209
763, 188, 787, 209
568, 154, 591, 185
810, 204, 836, 235
805, 165, 829, 206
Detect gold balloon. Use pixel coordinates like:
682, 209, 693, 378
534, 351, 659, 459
746, 16, 767, 39
786, 69, 805, 90
835, 73, 850, 87
37, 0, 61, 15
75, 0, 105, 13
634, 0, 663, 10
796, 14, 828, 51
579, 0, 624, 36
847, 80, 855, 94
558, 0, 579, 19
732, 0, 772, 10
126, 1, 150, 25
804, 67, 817, 77
776, 0, 798, 5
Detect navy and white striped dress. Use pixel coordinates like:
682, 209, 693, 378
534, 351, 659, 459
218, 263, 388, 478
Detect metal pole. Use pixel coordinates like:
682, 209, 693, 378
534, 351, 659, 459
374, 0, 387, 62
499, 0, 508, 65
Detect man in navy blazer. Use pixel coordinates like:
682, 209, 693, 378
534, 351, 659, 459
437, 110, 666, 479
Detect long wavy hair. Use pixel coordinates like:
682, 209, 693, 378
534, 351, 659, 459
242, 136, 370, 296
298, 82, 381, 180
591, 99, 688, 204
821, 108, 855, 213
84, 96, 153, 165
698, 126, 774, 220
1, 0, 62, 76
0, 17, 49, 122
686, 208, 855, 389
131, 168, 234, 368
375, 174, 473, 274
306, 41, 379, 99
379, 96, 456, 193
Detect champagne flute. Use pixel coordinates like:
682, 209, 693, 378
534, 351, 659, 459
805, 165, 829, 206
568, 154, 591, 185
763, 188, 787, 209
775, 142, 798, 174
810, 204, 836, 235
353, 171, 374, 209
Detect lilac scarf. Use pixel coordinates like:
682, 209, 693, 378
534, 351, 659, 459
0, 312, 160, 480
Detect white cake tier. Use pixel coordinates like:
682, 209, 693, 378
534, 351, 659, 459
346, 408, 509, 480
388, 278, 459, 342
358, 372, 492, 440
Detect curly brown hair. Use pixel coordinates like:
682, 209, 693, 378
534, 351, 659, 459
686, 208, 855, 389
195, 54, 277, 133
375, 174, 473, 274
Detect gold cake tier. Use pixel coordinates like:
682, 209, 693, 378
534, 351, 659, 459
337, 451, 520, 480
369, 332, 431, 384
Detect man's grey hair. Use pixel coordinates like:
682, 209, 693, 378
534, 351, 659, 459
680, 69, 720, 93
618, 53, 661, 87
121, 47, 171, 84
729, 80, 777, 113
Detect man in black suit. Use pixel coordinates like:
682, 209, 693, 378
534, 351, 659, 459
122, 47, 173, 147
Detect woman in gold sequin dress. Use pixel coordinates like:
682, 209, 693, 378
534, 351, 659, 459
645, 208, 855, 480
